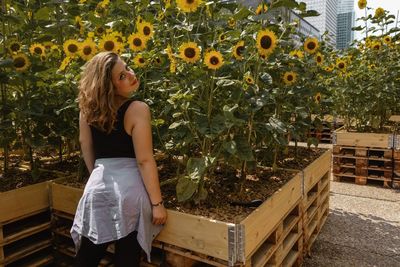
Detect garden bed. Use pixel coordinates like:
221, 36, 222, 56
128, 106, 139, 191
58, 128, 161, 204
50, 148, 331, 266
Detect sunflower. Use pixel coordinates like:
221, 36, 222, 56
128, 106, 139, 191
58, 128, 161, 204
314, 92, 322, 103
95, 26, 106, 36
13, 53, 30, 72
128, 33, 147, 52
133, 54, 146, 68
256, 29, 277, 56
75, 16, 84, 35
358, 0, 367, 9
283, 71, 297, 86
244, 74, 255, 85
110, 31, 126, 44
29, 43, 46, 56
325, 66, 333, 72
204, 50, 224, 70
374, 7, 385, 18
383, 35, 391, 45
289, 50, 304, 59
371, 41, 381, 50
157, 12, 165, 20
228, 17, 236, 28
43, 41, 54, 50
368, 64, 376, 70
137, 21, 154, 40
232, 41, 245, 60
304, 37, 319, 54
315, 52, 324, 65
63, 39, 80, 57
176, 0, 203, 13
336, 59, 347, 71
8, 40, 22, 53
79, 39, 97, 61
255, 3, 268, 15
99, 34, 122, 53
179, 42, 201, 64
152, 55, 163, 66
218, 33, 227, 42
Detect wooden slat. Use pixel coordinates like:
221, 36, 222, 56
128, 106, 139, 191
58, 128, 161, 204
242, 173, 302, 259
335, 128, 393, 148
1, 222, 51, 246
51, 182, 83, 215
0, 182, 50, 223
156, 210, 231, 261
303, 150, 332, 193
2, 239, 51, 265
0, 227, 4, 261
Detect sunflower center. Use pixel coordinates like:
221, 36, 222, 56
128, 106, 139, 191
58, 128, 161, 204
287, 75, 293, 81
210, 56, 219, 65
236, 46, 244, 56
184, 48, 196, 58
11, 43, 20, 51
338, 63, 345, 69
133, 38, 142, 47
317, 56, 322, 62
374, 45, 380, 50
307, 42, 316, 50
104, 41, 115, 51
186, 0, 194, 4
14, 57, 26, 68
97, 27, 104, 34
34, 47, 43, 54
260, 36, 272, 50
156, 58, 161, 64
68, 44, 78, 53
139, 58, 145, 64
83, 46, 92, 55
143, 26, 151, 36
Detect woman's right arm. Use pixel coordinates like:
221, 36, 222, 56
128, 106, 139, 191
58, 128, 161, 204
79, 112, 95, 173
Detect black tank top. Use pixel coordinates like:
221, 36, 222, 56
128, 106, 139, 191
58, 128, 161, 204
90, 100, 136, 159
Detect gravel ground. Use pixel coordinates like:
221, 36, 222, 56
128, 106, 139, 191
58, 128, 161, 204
303, 180, 400, 267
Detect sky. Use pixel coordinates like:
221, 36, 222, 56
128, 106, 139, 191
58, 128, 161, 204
353, 0, 400, 40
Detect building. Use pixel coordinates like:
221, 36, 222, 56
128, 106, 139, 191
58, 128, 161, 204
336, 0, 355, 49
301, 0, 338, 47
236, 0, 320, 39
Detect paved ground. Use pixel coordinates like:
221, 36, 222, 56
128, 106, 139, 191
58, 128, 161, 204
303, 180, 400, 267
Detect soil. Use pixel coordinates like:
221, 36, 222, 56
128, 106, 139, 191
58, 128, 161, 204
57, 146, 328, 223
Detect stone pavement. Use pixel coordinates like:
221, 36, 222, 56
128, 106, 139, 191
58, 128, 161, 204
303, 181, 400, 267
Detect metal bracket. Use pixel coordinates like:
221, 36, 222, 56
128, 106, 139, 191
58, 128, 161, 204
388, 134, 394, 149
331, 131, 337, 145
393, 135, 400, 150
228, 224, 246, 266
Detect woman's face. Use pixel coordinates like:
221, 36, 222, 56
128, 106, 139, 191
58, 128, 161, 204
111, 57, 140, 97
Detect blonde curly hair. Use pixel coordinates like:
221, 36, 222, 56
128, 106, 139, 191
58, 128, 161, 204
78, 52, 121, 133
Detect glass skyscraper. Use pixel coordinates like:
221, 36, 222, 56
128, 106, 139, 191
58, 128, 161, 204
336, 0, 355, 49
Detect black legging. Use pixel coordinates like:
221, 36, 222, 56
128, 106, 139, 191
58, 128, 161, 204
75, 231, 142, 267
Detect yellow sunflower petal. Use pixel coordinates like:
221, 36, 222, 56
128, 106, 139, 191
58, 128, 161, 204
283, 71, 297, 86
79, 39, 97, 61
232, 41, 245, 60
29, 43, 46, 56
304, 37, 319, 54
63, 39, 80, 57
128, 33, 147, 52
176, 0, 203, 13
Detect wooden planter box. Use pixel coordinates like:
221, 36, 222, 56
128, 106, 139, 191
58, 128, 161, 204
0, 182, 53, 266
333, 128, 395, 188
49, 150, 332, 266
333, 127, 393, 149
51, 173, 303, 266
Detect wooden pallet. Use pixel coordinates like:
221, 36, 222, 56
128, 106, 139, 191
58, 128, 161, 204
333, 145, 393, 188
0, 182, 52, 267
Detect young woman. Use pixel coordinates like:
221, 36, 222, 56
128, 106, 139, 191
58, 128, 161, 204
71, 51, 167, 266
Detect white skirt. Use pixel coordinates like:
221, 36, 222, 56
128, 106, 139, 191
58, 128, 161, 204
70, 158, 163, 261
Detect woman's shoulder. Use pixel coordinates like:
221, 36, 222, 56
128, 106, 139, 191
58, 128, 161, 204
126, 100, 150, 118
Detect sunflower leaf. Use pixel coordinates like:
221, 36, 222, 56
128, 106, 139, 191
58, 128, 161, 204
176, 176, 198, 202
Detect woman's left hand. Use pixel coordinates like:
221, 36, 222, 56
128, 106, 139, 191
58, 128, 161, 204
152, 205, 167, 225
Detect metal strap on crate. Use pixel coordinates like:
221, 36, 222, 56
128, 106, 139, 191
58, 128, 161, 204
228, 224, 245, 266
388, 134, 394, 149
